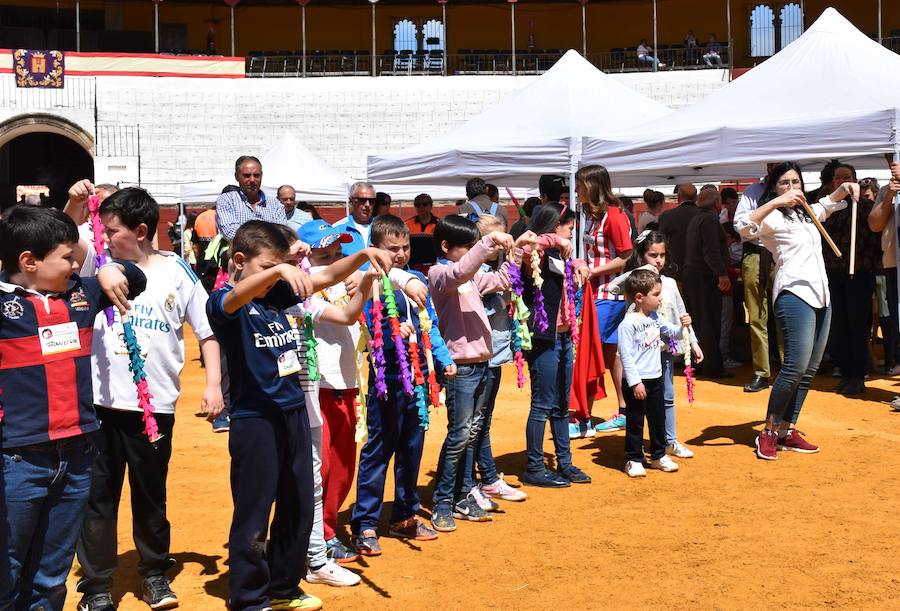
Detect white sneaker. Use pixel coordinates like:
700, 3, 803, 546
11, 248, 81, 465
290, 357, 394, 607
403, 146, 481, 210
666, 441, 694, 459
480, 473, 527, 502
625, 460, 646, 478
306, 560, 361, 587
469, 485, 499, 512
650, 455, 679, 472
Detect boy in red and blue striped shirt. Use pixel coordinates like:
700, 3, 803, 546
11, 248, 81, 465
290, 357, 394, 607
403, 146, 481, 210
0, 206, 145, 611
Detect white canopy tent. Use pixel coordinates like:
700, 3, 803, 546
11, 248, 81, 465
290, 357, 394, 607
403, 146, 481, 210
366, 49, 671, 191
580, 8, 900, 187
180, 132, 352, 204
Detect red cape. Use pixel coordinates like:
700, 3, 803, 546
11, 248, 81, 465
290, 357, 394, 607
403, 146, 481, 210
570, 281, 606, 419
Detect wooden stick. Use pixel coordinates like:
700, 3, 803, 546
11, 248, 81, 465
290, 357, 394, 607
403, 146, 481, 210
799, 197, 842, 258
849, 198, 857, 276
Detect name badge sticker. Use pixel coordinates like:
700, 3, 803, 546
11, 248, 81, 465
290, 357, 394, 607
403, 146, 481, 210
38, 322, 81, 355
277, 348, 302, 377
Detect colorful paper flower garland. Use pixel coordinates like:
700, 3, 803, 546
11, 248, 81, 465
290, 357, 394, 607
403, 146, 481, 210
417, 308, 442, 410
381, 273, 414, 396
507, 264, 531, 388
87, 195, 115, 326
355, 313, 371, 444
370, 281, 388, 399
683, 333, 696, 404
564, 260, 580, 346
87, 194, 160, 442
298, 258, 319, 381
530, 249, 549, 333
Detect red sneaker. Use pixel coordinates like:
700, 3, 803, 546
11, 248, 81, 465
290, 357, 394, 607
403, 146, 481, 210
777, 429, 819, 453
755, 429, 778, 460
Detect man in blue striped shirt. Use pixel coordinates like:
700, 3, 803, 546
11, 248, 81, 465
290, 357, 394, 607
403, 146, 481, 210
215, 156, 288, 240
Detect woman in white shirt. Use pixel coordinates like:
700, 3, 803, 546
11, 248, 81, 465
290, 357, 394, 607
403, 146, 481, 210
744, 162, 859, 461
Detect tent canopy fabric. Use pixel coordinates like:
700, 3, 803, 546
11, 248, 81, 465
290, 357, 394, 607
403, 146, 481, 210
581, 8, 900, 187
366, 49, 671, 189
180, 132, 352, 203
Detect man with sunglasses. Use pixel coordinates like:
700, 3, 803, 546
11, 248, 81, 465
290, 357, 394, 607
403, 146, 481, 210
333, 181, 377, 257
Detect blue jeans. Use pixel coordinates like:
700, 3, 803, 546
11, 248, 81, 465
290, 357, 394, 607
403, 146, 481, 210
351, 378, 425, 533
0, 436, 95, 611
432, 362, 489, 507
638, 54, 661, 68
662, 350, 677, 444
767, 292, 831, 425
525, 334, 574, 474
462, 366, 503, 491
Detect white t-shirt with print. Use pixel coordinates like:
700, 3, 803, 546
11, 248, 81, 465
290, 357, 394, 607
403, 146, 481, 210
91, 252, 213, 414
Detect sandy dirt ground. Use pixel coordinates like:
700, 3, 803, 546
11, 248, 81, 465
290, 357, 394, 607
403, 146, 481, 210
65, 328, 900, 610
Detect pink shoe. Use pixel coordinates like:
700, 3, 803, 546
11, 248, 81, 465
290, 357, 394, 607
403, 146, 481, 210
755, 429, 777, 460
777, 429, 819, 453
480, 473, 527, 502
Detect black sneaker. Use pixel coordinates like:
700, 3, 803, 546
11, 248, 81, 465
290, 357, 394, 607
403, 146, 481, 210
521, 469, 571, 488
558, 464, 592, 484
326, 536, 360, 563
78, 593, 116, 611
142, 575, 178, 610
451, 494, 492, 522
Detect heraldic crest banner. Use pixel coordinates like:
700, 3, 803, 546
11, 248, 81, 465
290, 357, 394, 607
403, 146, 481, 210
14, 49, 64, 88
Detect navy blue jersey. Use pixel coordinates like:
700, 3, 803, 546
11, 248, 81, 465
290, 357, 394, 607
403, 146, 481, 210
207, 281, 306, 419
0, 264, 146, 448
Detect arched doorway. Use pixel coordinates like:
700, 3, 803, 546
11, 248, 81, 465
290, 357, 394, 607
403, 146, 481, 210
0, 114, 94, 211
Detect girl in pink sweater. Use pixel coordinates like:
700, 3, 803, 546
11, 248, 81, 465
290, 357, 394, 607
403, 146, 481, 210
427, 215, 533, 533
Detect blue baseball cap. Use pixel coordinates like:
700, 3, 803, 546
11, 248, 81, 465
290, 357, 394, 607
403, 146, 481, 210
298, 221, 353, 249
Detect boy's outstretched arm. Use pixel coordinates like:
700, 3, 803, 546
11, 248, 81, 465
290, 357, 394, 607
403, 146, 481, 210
223, 263, 313, 314
319, 269, 378, 326
310, 247, 394, 292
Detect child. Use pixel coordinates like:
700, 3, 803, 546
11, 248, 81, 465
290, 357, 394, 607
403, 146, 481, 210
616, 268, 691, 478
428, 215, 532, 532
351, 215, 455, 555
621, 230, 703, 459
0, 206, 145, 611
75, 188, 225, 611
299, 222, 430, 565
521, 206, 592, 487
206, 220, 392, 611
462, 214, 527, 509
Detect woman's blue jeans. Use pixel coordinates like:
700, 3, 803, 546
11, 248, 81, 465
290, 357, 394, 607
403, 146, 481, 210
525, 333, 574, 474
766, 292, 831, 426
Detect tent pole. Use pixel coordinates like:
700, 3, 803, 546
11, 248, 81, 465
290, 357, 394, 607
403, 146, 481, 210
371, 2, 377, 77
230, 6, 235, 57
442, 2, 447, 76
581, 2, 587, 57
726, 0, 733, 76
569, 152, 580, 259
75, 0, 81, 52
652, 0, 658, 72
877, 0, 882, 44
511, 2, 516, 76
301, 5, 307, 77
154, 1, 160, 53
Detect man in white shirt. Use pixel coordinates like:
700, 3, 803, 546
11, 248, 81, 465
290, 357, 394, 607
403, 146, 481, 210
733, 163, 780, 393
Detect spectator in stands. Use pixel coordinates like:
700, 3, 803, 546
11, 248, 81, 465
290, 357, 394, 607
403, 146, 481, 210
734, 163, 781, 393
333, 181, 376, 257
703, 34, 723, 67
298, 202, 321, 220
822, 163, 880, 396
683, 187, 731, 379
374, 192, 392, 217
277, 184, 313, 233
638, 189, 665, 231
720, 187, 739, 224
684, 29, 699, 64
637, 39, 665, 69
459, 177, 509, 229
406, 193, 440, 273
657, 183, 700, 280
215, 155, 287, 240
868, 164, 900, 377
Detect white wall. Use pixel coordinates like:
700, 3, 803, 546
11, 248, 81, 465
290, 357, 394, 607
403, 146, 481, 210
0, 70, 727, 204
